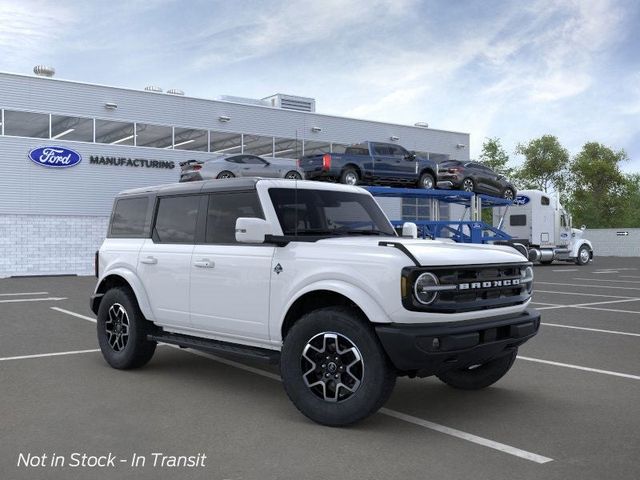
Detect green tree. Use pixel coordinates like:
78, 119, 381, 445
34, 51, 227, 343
568, 142, 628, 228
514, 135, 569, 192
479, 137, 514, 177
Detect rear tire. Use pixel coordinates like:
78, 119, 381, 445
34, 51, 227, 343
502, 187, 515, 200
216, 171, 235, 179
285, 170, 302, 180
461, 178, 475, 192
280, 307, 396, 426
340, 168, 359, 186
436, 349, 517, 390
97, 288, 156, 370
418, 172, 435, 189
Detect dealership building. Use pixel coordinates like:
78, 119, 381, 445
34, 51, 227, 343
0, 69, 470, 277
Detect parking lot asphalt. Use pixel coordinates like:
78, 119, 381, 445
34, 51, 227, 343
1, 257, 639, 480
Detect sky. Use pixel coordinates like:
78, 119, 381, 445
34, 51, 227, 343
1, 0, 639, 171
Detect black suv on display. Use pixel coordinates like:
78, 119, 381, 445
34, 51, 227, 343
437, 160, 516, 199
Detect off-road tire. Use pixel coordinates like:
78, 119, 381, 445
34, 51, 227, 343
97, 287, 156, 370
280, 306, 396, 426
436, 349, 517, 390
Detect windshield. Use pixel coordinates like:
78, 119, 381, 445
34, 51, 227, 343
268, 188, 397, 237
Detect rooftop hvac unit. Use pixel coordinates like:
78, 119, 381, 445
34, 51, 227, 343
262, 94, 316, 112
145, 85, 163, 92
33, 65, 55, 77
167, 88, 185, 96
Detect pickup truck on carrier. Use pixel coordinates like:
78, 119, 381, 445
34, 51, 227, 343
91, 178, 540, 426
299, 141, 439, 189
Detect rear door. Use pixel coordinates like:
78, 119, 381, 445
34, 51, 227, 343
189, 190, 274, 341
370, 143, 395, 181
138, 194, 201, 329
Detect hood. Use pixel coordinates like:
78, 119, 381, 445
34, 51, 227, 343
317, 237, 528, 266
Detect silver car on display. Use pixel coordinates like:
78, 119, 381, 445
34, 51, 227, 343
179, 154, 304, 182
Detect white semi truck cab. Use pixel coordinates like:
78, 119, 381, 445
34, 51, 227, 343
493, 189, 593, 265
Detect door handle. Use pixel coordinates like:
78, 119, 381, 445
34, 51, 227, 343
140, 256, 157, 265
193, 259, 215, 268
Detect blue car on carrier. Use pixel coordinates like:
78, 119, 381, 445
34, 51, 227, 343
298, 141, 439, 189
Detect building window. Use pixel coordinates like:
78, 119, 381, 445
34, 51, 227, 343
173, 127, 208, 151
3, 110, 49, 138
303, 140, 330, 156
51, 115, 94, 142
273, 137, 302, 158
243, 134, 274, 156
210, 131, 243, 154
331, 143, 349, 154
136, 123, 173, 149
95, 119, 135, 145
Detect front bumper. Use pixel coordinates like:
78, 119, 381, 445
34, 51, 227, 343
375, 309, 540, 376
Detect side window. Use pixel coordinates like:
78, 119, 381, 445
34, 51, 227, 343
205, 191, 264, 244
510, 215, 527, 226
389, 145, 407, 157
372, 144, 390, 156
110, 197, 149, 237
541, 196, 550, 206
153, 195, 200, 244
242, 156, 266, 165
226, 156, 243, 164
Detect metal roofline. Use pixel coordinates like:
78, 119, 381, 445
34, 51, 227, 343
0, 71, 470, 137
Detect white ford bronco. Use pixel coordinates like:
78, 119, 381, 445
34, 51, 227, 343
91, 178, 539, 426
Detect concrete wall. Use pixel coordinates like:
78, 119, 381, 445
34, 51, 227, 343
583, 228, 640, 257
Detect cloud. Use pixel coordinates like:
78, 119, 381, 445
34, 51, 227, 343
0, 0, 76, 67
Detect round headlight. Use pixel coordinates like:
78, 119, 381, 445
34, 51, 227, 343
414, 272, 439, 305
521, 266, 534, 293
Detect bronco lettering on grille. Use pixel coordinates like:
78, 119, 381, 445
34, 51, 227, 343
458, 278, 520, 290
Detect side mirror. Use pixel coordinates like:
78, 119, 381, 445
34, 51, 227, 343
581, 225, 586, 231
235, 217, 272, 243
402, 222, 418, 239
405, 153, 416, 160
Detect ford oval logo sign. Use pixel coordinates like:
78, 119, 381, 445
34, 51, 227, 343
28, 146, 82, 168
513, 195, 530, 206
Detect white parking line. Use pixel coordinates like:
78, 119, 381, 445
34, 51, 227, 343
182, 347, 552, 464
620, 275, 640, 279
0, 297, 67, 304
518, 356, 640, 381
551, 269, 578, 272
0, 291, 49, 296
541, 323, 640, 337
0, 349, 100, 362
51, 307, 96, 323
379, 409, 553, 464
536, 282, 640, 291
536, 290, 638, 299
574, 305, 640, 315
573, 278, 640, 284
49, 308, 553, 464
533, 297, 640, 312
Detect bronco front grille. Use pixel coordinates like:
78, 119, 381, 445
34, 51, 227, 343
402, 263, 532, 313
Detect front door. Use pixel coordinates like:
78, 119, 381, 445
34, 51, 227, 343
138, 194, 201, 329
189, 191, 274, 341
